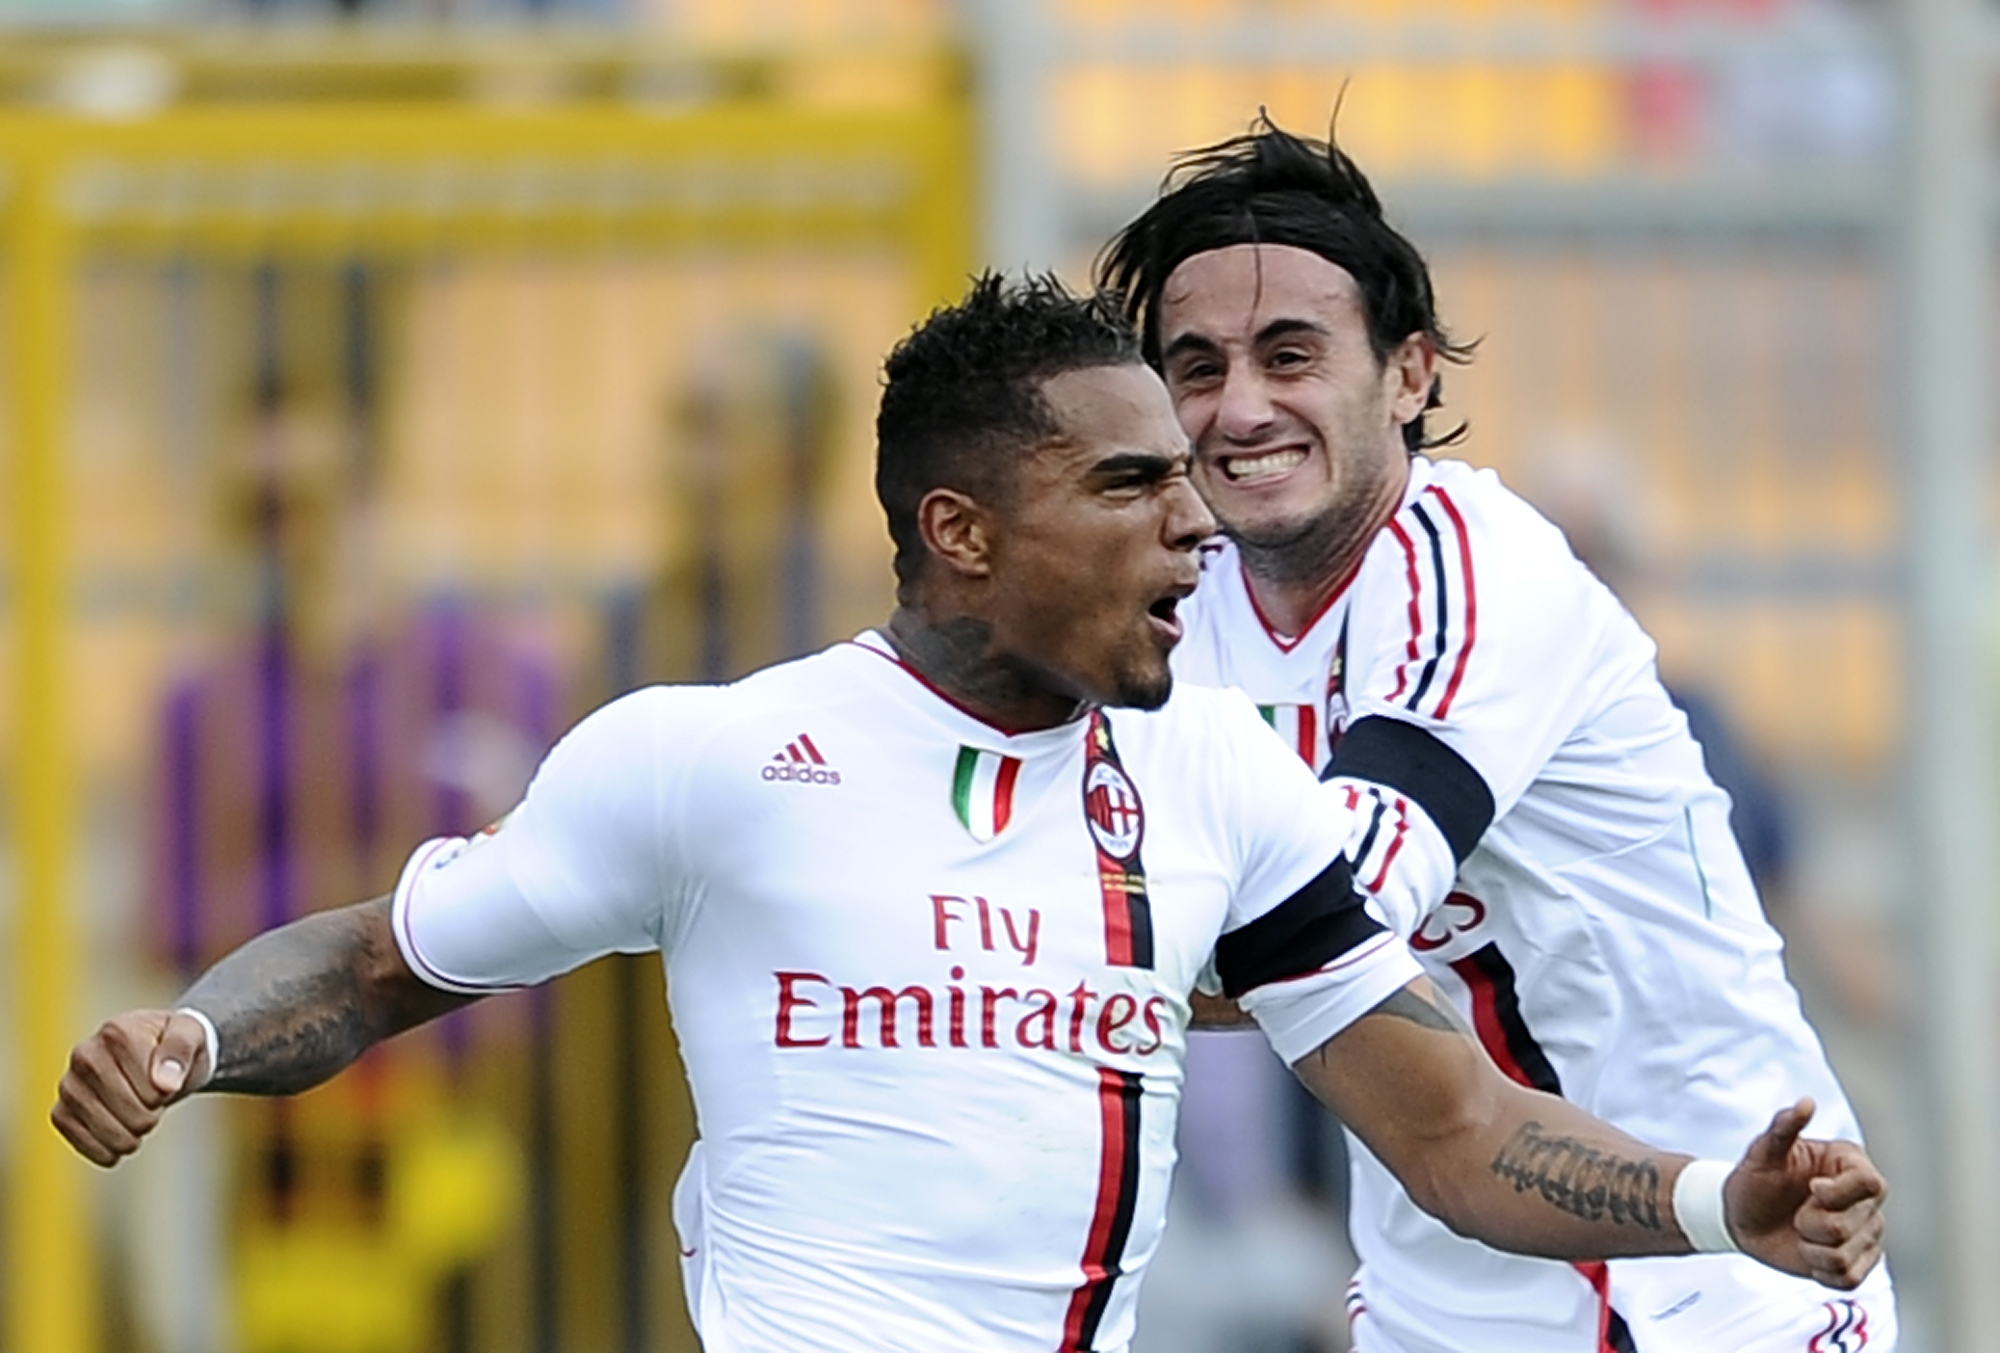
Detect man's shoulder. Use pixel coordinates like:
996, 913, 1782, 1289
1359, 456, 1585, 592
725, 639, 877, 698
583, 643, 879, 744
1388, 456, 1544, 540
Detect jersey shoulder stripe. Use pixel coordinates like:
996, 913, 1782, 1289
1381, 484, 1479, 721
1427, 487, 1480, 717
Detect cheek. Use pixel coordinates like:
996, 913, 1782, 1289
1171, 391, 1212, 440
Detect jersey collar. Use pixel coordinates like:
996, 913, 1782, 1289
846, 630, 1093, 750
1235, 455, 1440, 654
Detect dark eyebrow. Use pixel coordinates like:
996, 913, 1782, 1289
1160, 317, 1329, 365
1253, 318, 1330, 346
1160, 331, 1222, 365
1088, 450, 1188, 482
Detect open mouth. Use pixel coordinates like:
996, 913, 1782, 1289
1146, 592, 1187, 643
1217, 447, 1308, 484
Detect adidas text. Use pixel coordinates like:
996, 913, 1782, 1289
763, 763, 842, 785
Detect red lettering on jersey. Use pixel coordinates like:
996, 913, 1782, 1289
947, 967, 969, 1048
1015, 989, 1059, 1050
779, 969, 1171, 1059
1096, 994, 1139, 1053
841, 985, 936, 1049
1001, 906, 1041, 965
981, 985, 1019, 1048
1134, 997, 1168, 1055
933, 893, 1038, 964
1067, 981, 1101, 1053
774, 971, 832, 1047
931, 894, 967, 950
1410, 891, 1489, 953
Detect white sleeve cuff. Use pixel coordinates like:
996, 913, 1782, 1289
173, 1006, 222, 1085
1239, 933, 1424, 1065
391, 832, 600, 993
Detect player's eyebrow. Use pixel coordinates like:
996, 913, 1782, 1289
1088, 449, 1187, 483
1160, 330, 1222, 365
1160, 317, 1328, 364
1251, 317, 1329, 347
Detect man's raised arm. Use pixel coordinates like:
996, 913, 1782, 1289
51, 896, 475, 1168
1292, 976, 1886, 1290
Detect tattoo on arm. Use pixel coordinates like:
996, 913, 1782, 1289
1488, 1121, 1664, 1232
1298, 985, 1473, 1083
180, 898, 474, 1096
1370, 985, 1473, 1036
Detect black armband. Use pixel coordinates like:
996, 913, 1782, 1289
1216, 856, 1385, 999
1325, 716, 1495, 864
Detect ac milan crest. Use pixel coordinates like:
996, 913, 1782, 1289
1085, 711, 1153, 968
1084, 760, 1144, 860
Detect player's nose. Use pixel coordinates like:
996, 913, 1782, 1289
1213, 366, 1277, 441
1163, 476, 1216, 550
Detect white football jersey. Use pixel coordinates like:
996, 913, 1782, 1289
1174, 456, 1895, 1353
392, 632, 1419, 1353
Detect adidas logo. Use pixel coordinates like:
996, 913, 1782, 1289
763, 733, 842, 785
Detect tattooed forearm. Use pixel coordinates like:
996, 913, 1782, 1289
179, 898, 473, 1096
1370, 986, 1472, 1036
1488, 1121, 1664, 1232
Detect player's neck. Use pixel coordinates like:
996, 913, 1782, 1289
884, 609, 1086, 733
1236, 466, 1405, 637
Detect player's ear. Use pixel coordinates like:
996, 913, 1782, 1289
917, 487, 995, 580
1386, 332, 1438, 427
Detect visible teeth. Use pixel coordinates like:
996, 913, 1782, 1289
1221, 448, 1306, 482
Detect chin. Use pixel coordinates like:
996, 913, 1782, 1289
1214, 501, 1321, 548
1224, 501, 1351, 559
1110, 667, 1174, 712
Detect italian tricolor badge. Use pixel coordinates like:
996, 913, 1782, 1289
1258, 702, 1319, 766
953, 746, 1022, 843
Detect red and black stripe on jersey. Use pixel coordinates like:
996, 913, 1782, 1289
1061, 1068, 1144, 1350
1385, 487, 1479, 721
1086, 712, 1153, 968
1213, 854, 1386, 1000
1451, 940, 1637, 1353
1449, 942, 1562, 1097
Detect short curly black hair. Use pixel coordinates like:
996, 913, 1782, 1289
875, 272, 1142, 601
1096, 114, 1473, 452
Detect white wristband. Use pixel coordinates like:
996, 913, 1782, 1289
173, 1006, 221, 1087
1672, 1158, 1740, 1254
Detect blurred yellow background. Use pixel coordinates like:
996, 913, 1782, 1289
2, 2, 1985, 1352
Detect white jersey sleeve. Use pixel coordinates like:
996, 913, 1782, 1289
1204, 691, 1421, 1063
391, 685, 710, 993
1329, 464, 1624, 938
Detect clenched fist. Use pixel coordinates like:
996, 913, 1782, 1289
1725, 1099, 1887, 1290
51, 1009, 214, 1167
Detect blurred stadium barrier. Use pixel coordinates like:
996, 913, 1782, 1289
1, 39, 971, 1353
4, 4, 1995, 1353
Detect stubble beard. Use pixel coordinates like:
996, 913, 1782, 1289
1228, 502, 1367, 593
1220, 442, 1405, 593
1113, 660, 1174, 712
